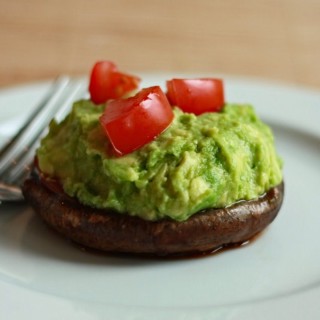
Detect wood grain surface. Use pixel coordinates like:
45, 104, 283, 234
1, 0, 320, 89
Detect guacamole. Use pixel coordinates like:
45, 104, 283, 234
37, 100, 282, 221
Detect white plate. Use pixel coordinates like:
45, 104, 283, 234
1, 75, 320, 320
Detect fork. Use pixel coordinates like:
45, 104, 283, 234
0, 77, 87, 203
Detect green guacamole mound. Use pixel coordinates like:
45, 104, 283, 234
37, 100, 282, 221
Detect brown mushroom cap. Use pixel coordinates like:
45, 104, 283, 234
22, 175, 284, 257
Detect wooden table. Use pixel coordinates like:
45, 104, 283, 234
1, 0, 320, 90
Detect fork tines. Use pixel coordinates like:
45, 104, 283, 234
0, 77, 87, 189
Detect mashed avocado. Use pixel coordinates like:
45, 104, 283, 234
37, 100, 282, 221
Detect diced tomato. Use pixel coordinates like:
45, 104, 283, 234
100, 86, 174, 156
89, 61, 140, 104
166, 78, 224, 115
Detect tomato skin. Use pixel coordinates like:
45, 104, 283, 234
166, 78, 224, 115
100, 86, 174, 156
89, 61, 140, 104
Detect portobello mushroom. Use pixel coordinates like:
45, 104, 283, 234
22, 174, 284, 256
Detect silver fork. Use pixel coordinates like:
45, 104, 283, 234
0, 77, 87, 203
